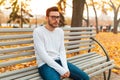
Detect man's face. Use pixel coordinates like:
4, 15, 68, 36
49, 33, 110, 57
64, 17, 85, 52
47, 11, 60, 28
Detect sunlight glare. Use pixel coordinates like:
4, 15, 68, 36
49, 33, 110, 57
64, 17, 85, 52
30, 0, 58, 15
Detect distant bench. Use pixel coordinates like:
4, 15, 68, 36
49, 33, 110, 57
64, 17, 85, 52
0, 27, 114, 80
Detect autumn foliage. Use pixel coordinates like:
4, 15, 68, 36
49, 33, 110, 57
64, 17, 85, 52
93, 32, 120, 74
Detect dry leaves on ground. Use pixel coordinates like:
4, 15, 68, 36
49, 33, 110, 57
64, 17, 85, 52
93, 32, 120, 74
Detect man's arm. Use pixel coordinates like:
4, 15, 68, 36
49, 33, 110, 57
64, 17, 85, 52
59, 30, 69, 72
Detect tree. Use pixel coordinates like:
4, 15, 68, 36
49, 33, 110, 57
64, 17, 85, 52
83, 1, 89, 27
57, 0, 66, 27
71, 0, 85, 27
7, 0, 33, 28
57, 0, 86, 27
99, 0, 120, 33
87, 0, 99, 33
0, 0, 6, 26
108, 0, 120, 34
0, 0, 6, 6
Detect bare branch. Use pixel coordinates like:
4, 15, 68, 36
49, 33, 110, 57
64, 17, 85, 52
116, 5, 120, 14
118, 18, 120, 24
0, 0, 4, 5
109, 0, 116, 10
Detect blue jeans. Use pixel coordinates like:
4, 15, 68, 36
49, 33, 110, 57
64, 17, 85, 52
38, 60, 89, 80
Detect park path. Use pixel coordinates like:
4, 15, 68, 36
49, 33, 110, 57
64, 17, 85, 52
91, 72, 120, 80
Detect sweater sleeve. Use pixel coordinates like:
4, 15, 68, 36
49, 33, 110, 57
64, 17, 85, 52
33, 29, 68, 75
59, 30, 69, 72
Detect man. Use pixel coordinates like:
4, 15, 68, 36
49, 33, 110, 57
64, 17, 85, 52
33, 6, 89, 80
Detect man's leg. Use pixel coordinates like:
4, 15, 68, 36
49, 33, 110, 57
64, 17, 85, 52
38, 64, 60, 80
67, 62, 90, 80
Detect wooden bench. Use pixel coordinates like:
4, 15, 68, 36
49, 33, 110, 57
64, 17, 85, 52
0, 27, 114, 80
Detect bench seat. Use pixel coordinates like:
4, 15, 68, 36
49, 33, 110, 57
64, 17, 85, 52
0, 52, 114, 80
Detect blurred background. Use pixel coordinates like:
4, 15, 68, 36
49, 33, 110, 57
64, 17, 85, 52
0, 0, 119, 33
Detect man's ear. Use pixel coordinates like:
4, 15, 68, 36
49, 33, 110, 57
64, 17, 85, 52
46, 16, 48, 20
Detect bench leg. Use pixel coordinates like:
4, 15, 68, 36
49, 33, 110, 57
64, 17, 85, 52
103, 69, 111, 80
107, 69, 111, 80
103, 72, 107, 80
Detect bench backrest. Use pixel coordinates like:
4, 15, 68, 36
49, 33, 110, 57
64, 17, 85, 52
0, 27, 96, 73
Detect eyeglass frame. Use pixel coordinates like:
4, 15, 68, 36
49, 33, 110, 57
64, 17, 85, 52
49, 16, 60, 20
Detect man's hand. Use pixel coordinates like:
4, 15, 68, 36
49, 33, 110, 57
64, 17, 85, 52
61, 71, 70, 79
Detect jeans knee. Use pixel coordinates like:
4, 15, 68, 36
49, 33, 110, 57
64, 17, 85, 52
84, 75, 90, 80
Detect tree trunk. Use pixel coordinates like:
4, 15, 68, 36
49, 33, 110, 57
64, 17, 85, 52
82, 2, 89, 27
113, 6, 120, 34
70, 0, 85, 54
113, 14, 119, 34
20, 2, 23, 28
109, 0, 120, 34
71, 0, 85, 27
85, 2, 89, 27
91, 0, 99, 33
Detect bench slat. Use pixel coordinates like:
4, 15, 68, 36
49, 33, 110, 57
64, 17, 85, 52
64, 35, 95, 40
29, 77, 41, 80
0, 66, 37, 78
84, 60, 114, 73
0, 34, 32, 40
0, 69, 38, 80
63, 27, 95, 31
0, 57, 35, 67
65, 42, 94, 49
0, 40, 33, 46
66, 46, 94, 54
76, 57, 106, 69
89, 64, 114, 77
72, 56, 106, 67
77, 57, 107, 69
68, 53, 101, 63
0, 28, 33, 32
73, 55, 103, 64
64, 31, 96, 36
0, 51, 34, 59
15, 73, 40, 80
67, 52, 96, 60
0, 46, 33, 54
65, 39, 93, 45
0, 27, 95, 32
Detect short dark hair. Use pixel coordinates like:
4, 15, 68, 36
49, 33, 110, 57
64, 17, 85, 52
46, 6, 59, 17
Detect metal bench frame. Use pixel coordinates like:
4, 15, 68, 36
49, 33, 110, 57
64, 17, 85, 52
0, 27, 114, 80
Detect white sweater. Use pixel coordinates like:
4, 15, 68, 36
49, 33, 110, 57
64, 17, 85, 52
33, 26, 69, 75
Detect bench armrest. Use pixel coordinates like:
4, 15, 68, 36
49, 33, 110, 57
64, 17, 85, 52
90, 37, 110, 61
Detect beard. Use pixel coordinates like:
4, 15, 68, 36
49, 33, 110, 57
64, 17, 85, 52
48, 20, 59, 28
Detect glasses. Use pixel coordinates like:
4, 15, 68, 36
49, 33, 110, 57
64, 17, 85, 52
49, 16, 60, 20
